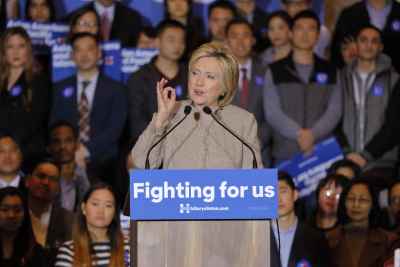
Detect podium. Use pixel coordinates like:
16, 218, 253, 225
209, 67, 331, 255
130, 169, 277, 267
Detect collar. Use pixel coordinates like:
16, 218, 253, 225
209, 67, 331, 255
239, 59, 252, 73
77, 71, 100, 85
0, 174, 21, 188
94, 1, 116, 17
366, 0, 392, 13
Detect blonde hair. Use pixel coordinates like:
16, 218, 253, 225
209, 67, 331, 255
189, 42, 238, 107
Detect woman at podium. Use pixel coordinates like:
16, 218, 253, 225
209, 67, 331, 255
130, 42, 262, 169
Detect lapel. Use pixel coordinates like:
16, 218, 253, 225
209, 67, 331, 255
109, 2, 121, 38
287, 222, 301, 266
90, 74, 107, 126
270, 226, 283, 267
248, 57, 266, 110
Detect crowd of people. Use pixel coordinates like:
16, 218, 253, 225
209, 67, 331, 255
1, 0, 400, 266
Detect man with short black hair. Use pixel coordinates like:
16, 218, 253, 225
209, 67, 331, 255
0, 133, 25, 191
127, 19, 188, 143
207, 0, 237, 42
263, 10, 341, 164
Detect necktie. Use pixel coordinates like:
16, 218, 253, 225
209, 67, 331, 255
79, 81, 90, 143
240, 68, 249, 108
101, 11, 111, 41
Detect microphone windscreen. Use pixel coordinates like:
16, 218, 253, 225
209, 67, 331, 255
203, 106, 212, 114
184, 105, 192, 115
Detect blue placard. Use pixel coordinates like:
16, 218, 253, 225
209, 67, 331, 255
121, 48, 158, 83
276, 137, 343, 198
130, 169, 278, 221
52, 41, 122, 82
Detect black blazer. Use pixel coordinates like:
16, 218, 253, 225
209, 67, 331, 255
50, 73, 128, 162
270, 222, 331, 267
67, 1, 143, 47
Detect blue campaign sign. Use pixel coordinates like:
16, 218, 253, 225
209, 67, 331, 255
52, 41, 122, 83
277, 137, 344, 197
121, 48, 158, 83
130, 169, 278, 221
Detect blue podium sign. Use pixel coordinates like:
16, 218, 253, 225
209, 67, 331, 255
130, 169, 278, 221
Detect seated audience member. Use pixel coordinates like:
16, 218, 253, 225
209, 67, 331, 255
261, 10, 292, 65
67, 0, 142, 47
25, 159, 73, 264
47, 121, 90, 212
282, 0, 331, 58
0, 187, 47, 267
263, 11, 341, 164
331, 0, 400, 71
69, 6, 100, 37
225, 18, 271, 166
0, 27, 51, 169
0, 0, 19, 34
271, 171, 331, 267
234, 0, 269, 52
327, 159, 361, 180
137, 26, 157, 49
380, 181, 400, 231
164, 0, 205, 57
326, 179, 393, 267
50, 32, 127, 184
55, 183, 129, 267
341, 25, 399, 174
127, 20, 187, 143
25, 0, 55, 23
0, 133, 25, 191
308, 174, 350, 231
207, 0, 237, 43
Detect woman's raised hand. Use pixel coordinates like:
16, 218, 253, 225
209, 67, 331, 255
154, 78, 176, 129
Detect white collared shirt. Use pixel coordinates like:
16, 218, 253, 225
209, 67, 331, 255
0, 174, 21, 189
94, 1, 115, 25
77, 71, 99, 111
238, 59, 252, 92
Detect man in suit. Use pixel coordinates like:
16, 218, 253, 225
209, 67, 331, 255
25, 159, 73, 265
225, 18, 271, 166
67, 0, 142, 47
271, 171, 330, 267
50, 32, 127, 184
127, 20, 187, 144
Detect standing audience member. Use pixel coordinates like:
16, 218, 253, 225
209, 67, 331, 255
50, 32, 127, 185
164, 0, 205, 57
69, 6, 101, 37
263, 10, 341, 164
326, 179, 394, 267
137, 26, 157, 49
327, 159, 361, 180
47, 121, 90, 212
0, 187, 47, 267
380, 181, 400, 231
25, 0, 55, 23
331, 0, 400, 71
0, 27, 51, 170
67, 0, 143, 47
207, 0, 237, 43
25, 159, 73, 264
261, 10, 292, 65
271, 171, 331, 267
0, 0, 19, 34
127, 20, 187, 144
55, 183, 129, 267
282, 0, 331, 58
0, 134, 25, 192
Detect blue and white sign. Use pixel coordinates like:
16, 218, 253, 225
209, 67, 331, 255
121, 48, 158, 83
130, 169, 278, 221
276, 137, 344, 198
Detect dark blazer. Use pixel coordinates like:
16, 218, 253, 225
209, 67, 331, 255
270, 222, 331, 267
233, 57, 272, 166
331, 1, 400, 71
0, 73, 51, 164
50, 73, 128, 162
67, 1, 142, 47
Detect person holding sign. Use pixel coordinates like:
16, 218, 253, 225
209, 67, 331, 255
130, 41, 262, 169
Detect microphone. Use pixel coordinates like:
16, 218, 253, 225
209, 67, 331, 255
203, 106, 258, 168
145, 105, 192, 169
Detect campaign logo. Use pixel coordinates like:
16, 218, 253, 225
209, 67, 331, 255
179, 203, 191, 214
392, 20, 400, 32
255, 76, 265, 86
104, 56, 114, 66
296, 259, 311, 267
63, 87, 74, 98
372, 84, 384, 96
175, 85, 183, 97
316, 72, 328, 85
10, 85, 22, 97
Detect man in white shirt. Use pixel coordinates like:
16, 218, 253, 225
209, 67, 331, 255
0, 133, 23, 190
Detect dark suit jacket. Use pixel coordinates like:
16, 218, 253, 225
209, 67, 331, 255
233, 57, 272, 166
270, 222, 331, 267
67, 1, 142, 47
50, 73, 128, 162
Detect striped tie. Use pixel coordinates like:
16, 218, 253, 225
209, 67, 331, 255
79, 81, 90, 143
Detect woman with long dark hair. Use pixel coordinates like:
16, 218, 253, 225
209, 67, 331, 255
0, 187, 46, 267
55, 183, 129, 267
0, 26, 51, 170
